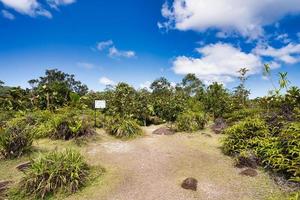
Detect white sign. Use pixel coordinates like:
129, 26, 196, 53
95, 100, 106, 109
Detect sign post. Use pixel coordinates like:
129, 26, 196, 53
94, 100, 106, 128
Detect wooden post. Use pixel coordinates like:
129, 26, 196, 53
94, 108, 97, 128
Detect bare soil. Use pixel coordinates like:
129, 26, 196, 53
72, 125, 284, 200
0, 125, 285, 200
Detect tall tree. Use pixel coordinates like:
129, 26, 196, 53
106, 82, 137, 118
204, 82, 231, 118
150, 77, 171, 94
234, 68, 250, 107
0, 80, 4, 88
29, 69, 88, 110
181, 73, 205, 98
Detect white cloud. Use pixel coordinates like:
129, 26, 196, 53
76, 62, 95, 69
160, 0, 300, 38
99, 77, 115, 86
96, 40, 136, 58
254, 43, 300, 64
47, 0, 75, 8
172, 43, 262, 84
275, 33, 291, 44
140, 81, 151, 90
97, 40, 113, 51
0, 0, 52, 18
108, 46, 135, 58
2, 9, 15, 20
170, 82, 177, 88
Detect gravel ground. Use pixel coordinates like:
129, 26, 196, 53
80, 125, 284, 200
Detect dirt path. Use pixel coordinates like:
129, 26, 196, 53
78, 125, 283, 200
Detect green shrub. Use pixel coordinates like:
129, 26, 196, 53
27, 110, 56, 139
222, 117, 269, 155
105, 116, 142, 138
256, 123, 300, 182
19, 149, 89, 199
0, 117, 33, 159
288, 192, 300, 200
176, 111, 206, 132
279, 123, 300, 182
223, 118, 300, 183
51, 114, 95, 140
0, 110, 16, 128
223, 108, 261, 125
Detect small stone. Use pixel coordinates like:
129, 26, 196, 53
16, 161, 31, 172
239, 168, 258, 177
212, 118, 227, 134
201, 133, 212, 137
181, 177, 198, 191
153, 127, 175, 135
235, 154, 259, 169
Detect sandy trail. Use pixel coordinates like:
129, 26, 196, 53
82, 125, 282, 200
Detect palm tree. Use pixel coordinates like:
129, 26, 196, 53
278, 72, 290, 91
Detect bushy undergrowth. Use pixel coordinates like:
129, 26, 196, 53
259, 123, 300, 182
223, 108, 261, 125
51, 114, 95, 140
0, 110, 16, 128
27, 110, 56, 139
223, 118, 300, 183
19, 149, 89, 199
222, 117, 269, 155
0, 117, 33, 159
105, 116, 142, 138
176, 111, 207, 132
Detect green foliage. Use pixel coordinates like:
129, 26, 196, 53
150, 77, 172, 94
233, 68, 250, 108
180, 73, 205, 97
288, 192, 300, 200
51, 114, 94, 140
0, 86, 32, 111
24, 110, 55, 139
222, 117, 269, 155
28, 69, 88, 110
0, 110, 16, 128
0, 117, 33, 159
223, 118, 300, 182
105, 116, 142, 138
224, 108, 261, 124
176, 111, 207, 132
106, 83, 137, 117
19, 149, 89, 199
276, 123, 299, 181
204, 82, 232, 118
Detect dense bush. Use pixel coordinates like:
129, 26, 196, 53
105, 116, 142, 138
259, 123, 300, 182
176, 111, 207, 132
222, 117, 269, 155
26, 110, 56, 139
0, 117, 33, 158
0, 110, 15, 128
223, 108, 261, 125
19, 149, 89, 199
51, 114, 95, 140
223, 118, 300, 183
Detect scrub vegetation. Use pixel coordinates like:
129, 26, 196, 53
0, 65, 299, 199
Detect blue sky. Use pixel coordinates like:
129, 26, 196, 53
0, 0, 300, 98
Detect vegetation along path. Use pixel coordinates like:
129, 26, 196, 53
63, 125, 283, 200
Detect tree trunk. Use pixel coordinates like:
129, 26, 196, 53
46, 92, 50, 110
